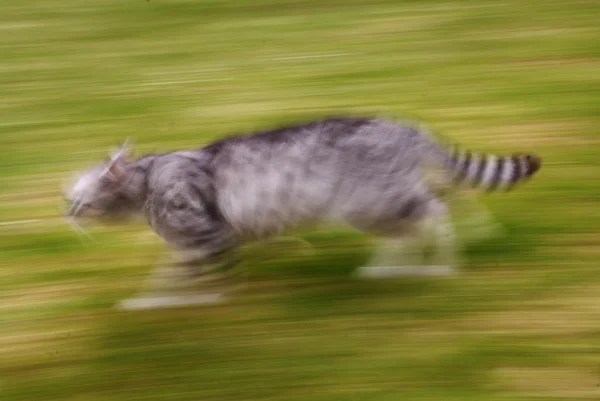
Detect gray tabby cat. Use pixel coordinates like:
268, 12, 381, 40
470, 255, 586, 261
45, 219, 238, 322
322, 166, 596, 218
64, 117, 541, 310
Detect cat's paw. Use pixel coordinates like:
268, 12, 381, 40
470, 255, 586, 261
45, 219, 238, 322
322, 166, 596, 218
354, 265, 456, 278
117, 293, 225, 310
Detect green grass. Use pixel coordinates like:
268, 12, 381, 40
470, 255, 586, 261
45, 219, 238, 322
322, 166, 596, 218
1, 0, 600, 400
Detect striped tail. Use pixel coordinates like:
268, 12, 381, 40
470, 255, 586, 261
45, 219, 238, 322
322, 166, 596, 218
446, 146, 542, 191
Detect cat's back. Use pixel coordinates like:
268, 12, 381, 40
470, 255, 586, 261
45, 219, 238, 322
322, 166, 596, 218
207, 117, 425, 238
208, 117, 379, 204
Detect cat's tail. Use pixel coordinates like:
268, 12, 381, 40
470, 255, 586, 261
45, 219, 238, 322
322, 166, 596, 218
415, 125, 542, 191
442, 145, 542, 191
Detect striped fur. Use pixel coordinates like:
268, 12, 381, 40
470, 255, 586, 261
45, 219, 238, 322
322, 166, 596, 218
447, 146, 541, 191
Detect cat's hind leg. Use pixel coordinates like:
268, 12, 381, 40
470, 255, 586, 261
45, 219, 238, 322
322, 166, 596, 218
451, 191, 506, 244
354, 198, 458, 278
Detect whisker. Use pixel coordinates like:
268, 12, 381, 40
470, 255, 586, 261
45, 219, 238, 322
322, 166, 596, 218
66, 216, 94, 242
68, 200, 78, 216
69, 195, 86, 217
73, 202, 84, 216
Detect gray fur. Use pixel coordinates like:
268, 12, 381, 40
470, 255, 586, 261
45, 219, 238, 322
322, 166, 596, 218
64, 117, 541, 309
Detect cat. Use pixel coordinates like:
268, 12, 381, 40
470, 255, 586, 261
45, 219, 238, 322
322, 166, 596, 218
63, 117, 541, 309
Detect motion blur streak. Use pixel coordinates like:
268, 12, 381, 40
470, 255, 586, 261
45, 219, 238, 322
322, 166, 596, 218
1, 1, 599, 400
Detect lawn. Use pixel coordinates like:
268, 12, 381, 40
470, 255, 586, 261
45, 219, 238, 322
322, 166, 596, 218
1, 0, 599, 400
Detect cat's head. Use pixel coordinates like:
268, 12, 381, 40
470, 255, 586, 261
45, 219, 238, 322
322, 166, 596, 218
63, 140, 138, 222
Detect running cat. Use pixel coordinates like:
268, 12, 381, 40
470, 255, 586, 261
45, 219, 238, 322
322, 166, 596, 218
63, 117, 541, 309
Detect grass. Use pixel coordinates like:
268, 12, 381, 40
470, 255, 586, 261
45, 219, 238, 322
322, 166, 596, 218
1, 0, 600, 400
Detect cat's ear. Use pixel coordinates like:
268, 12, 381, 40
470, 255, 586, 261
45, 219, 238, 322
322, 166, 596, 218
105, 138, 132, 179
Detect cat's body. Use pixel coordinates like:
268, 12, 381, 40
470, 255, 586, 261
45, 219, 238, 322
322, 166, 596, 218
64, 117, 541, 309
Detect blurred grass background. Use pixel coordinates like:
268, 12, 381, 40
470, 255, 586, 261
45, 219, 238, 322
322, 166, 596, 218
1, 0, 599, 400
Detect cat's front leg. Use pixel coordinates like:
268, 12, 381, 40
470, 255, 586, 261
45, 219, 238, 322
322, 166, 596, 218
118, 247, 244, 311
